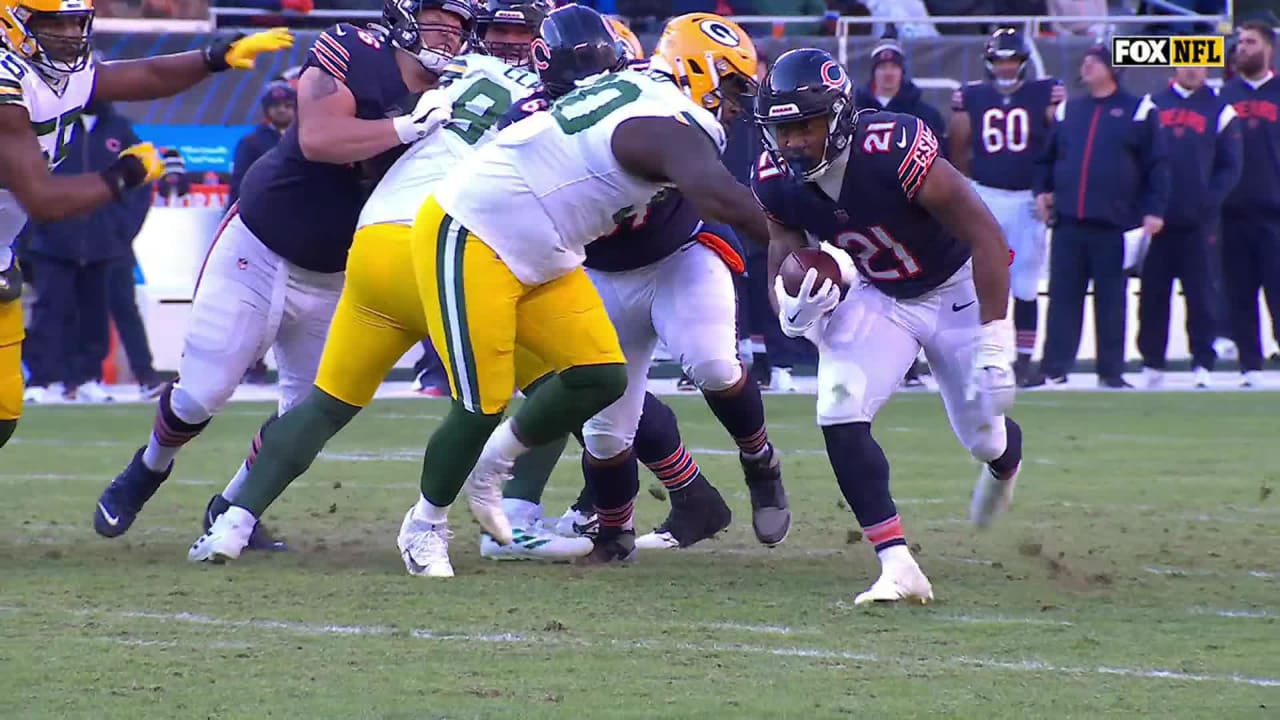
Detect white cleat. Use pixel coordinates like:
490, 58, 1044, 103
969, 461, 1020, 529
188, 508, 255, 563
479, 521, 594, 561
1142, 367, 1164, 389
770, 366, 797, 393
1192, 366, 1212, 389
853, 556, 934, 606
554, 507, 598, 538
397, 506, 454, 578
463, 459, 514, 545
634, 529, 681, 550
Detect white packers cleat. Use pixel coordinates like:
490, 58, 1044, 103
188, 506, 256, 563
1192, 366, 1212, 389
969, 461, 1020, 529
463, 457, 514, 545
1142, 367, 1164, 389
853, 553, 934, 606
397, 506, 454, 578
554, 507, 598, 538
479, 520, 594, 561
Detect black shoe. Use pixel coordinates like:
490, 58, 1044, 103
641, 476, 732, 549
1013, 355, 1032, 386
576, 527, 637, 565
94, 447, 171, 538
1021, 369, 1066, 388
1097, 375, 1133, 389
741, 448, 790, 546
203, 494, 290, 551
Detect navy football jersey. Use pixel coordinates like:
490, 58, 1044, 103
752, 110, 970, 299
237, 24, 410, 273
496, 82, 706, 273
956, 78, 1059, 191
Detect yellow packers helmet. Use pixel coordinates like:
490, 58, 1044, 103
606, 16, 643, 60
0, 0, 95, 77
653, 13, 757, 120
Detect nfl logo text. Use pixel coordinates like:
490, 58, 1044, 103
1110, 36, 1225, 67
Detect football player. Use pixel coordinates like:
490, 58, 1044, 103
0, 0, 291, 450
189, 2, 559, 570
948, 27, 1064, 385
94, 0, 469, 542
483, 14, 785, 560
475, 0, 545, 67
754, 49, 1024, 604
401, 5, 771, 570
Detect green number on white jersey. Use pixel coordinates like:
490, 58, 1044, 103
446, 77, 514, 146
550, 76, 642, 135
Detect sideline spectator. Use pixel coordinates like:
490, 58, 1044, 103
230, 81, 297, 208
854, 36, 948, 149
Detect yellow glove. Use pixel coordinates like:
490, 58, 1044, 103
119, 142, 165, 183
206, 28, 295, 72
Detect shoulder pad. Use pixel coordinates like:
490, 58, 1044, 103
0, 52, 29, 109
309, 23, 388, 84
749, 151, 795, 226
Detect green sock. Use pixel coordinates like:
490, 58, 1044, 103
419, 400, 502, 506
234, 390, 360, 516
0, 418, 15, 449
514, 363, 627, 446
506, 433, 569, 503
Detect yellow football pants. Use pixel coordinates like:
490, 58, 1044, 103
0, 300, 24, 421
411, 196, 623, 415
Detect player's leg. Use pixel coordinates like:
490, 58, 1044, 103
0, 299, 24, 448
920, 264, 1023, 528
410, 198, 525, 547
1137, 226, 1177, 385
96, 214, 279, 538
1008, 194, 1047, 385
652, 239, 788, 545
818, 287, 932, 605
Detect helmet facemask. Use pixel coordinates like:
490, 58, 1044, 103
10, 6, 94, 83
478, 14, 537, 68
759, 96, 854, 181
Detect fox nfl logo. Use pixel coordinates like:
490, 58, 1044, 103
1111, 36, 1225, 67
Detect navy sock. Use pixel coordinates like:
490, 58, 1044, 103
634, 392, 701, 492
822, 422, 904, 552
989, 417, 1023, 476
1014, 299, 1038, 356
584, 450, 638, 530
703, 371, 769, 456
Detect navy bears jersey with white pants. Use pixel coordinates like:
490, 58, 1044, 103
956, 79, 1058, 304
753, 110, 1006, 460
176, 24, 409, 417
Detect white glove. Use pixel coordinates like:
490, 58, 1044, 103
775, 268, 840, 339
393, 88, 453, 144
966, 320, 1016, 417
819, 241, 859, 286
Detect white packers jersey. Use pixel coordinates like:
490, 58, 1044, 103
435, 69, 725, 285
0, 49, 96, 270
358, 54, 539, 229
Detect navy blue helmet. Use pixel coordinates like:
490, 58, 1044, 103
530, 4, 628, 98
477, 0, 550, 67
753, 48, 856, 180
984, 27, 1030, 87
383, 0, 477, 73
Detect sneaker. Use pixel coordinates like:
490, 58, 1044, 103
479, 520, 594, 561
1020, 370, 1066, 388
554, 507, 598, 538
22, 385, 50, 404
635, 477, 732, 550
1012, 355, 1032, 386
1098, 375, 1133, 389
1142, 367, 1164, 389
1242, 370, 1263, 388
576, 527, 637, 565
853, 550, 934, 606
770, 367, 796, 393
138, 376, 166, 401
741, 448, 790, 546
188, 507, 256, 563
397, 506, 454, 578
94, 447, 171, 538
1192, 366, 1212, 389
969, 461, 1020, 529
75, 380, 115, 403
203, 494, 289, 551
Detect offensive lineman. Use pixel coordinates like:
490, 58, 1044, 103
754, 49, 1023, 604
93, 0, 468, 541
948, 27, 1064, 385
0, 0, 292, 449
406, 4, 774, 569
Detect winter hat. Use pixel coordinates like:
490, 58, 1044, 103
162, 149, 185, 177
1083, 44, 1119, 80
260, 80, 297, 113
869, 38, 906, 76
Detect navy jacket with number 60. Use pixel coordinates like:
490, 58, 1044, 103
1033, 89, 1170, 230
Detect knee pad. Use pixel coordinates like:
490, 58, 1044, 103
583, 424, 634, 461
688, 358, 743, 392
963, 417, 1008, 464
169, 382, 215, 425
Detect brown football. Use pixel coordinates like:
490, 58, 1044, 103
780, 247, 844, 297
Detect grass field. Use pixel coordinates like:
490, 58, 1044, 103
1, 391, 1278, 719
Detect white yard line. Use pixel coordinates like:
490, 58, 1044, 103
1190, 608, 1276, 619
1145, 566, 1275, 579
54, 607, 1273, 689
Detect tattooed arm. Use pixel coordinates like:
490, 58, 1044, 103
295, 67, 403, 164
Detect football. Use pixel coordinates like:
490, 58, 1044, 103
779, 247, 845, 297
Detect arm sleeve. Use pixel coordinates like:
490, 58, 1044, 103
1135, 95, 1170, 219
1206, 104, 1243, 211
